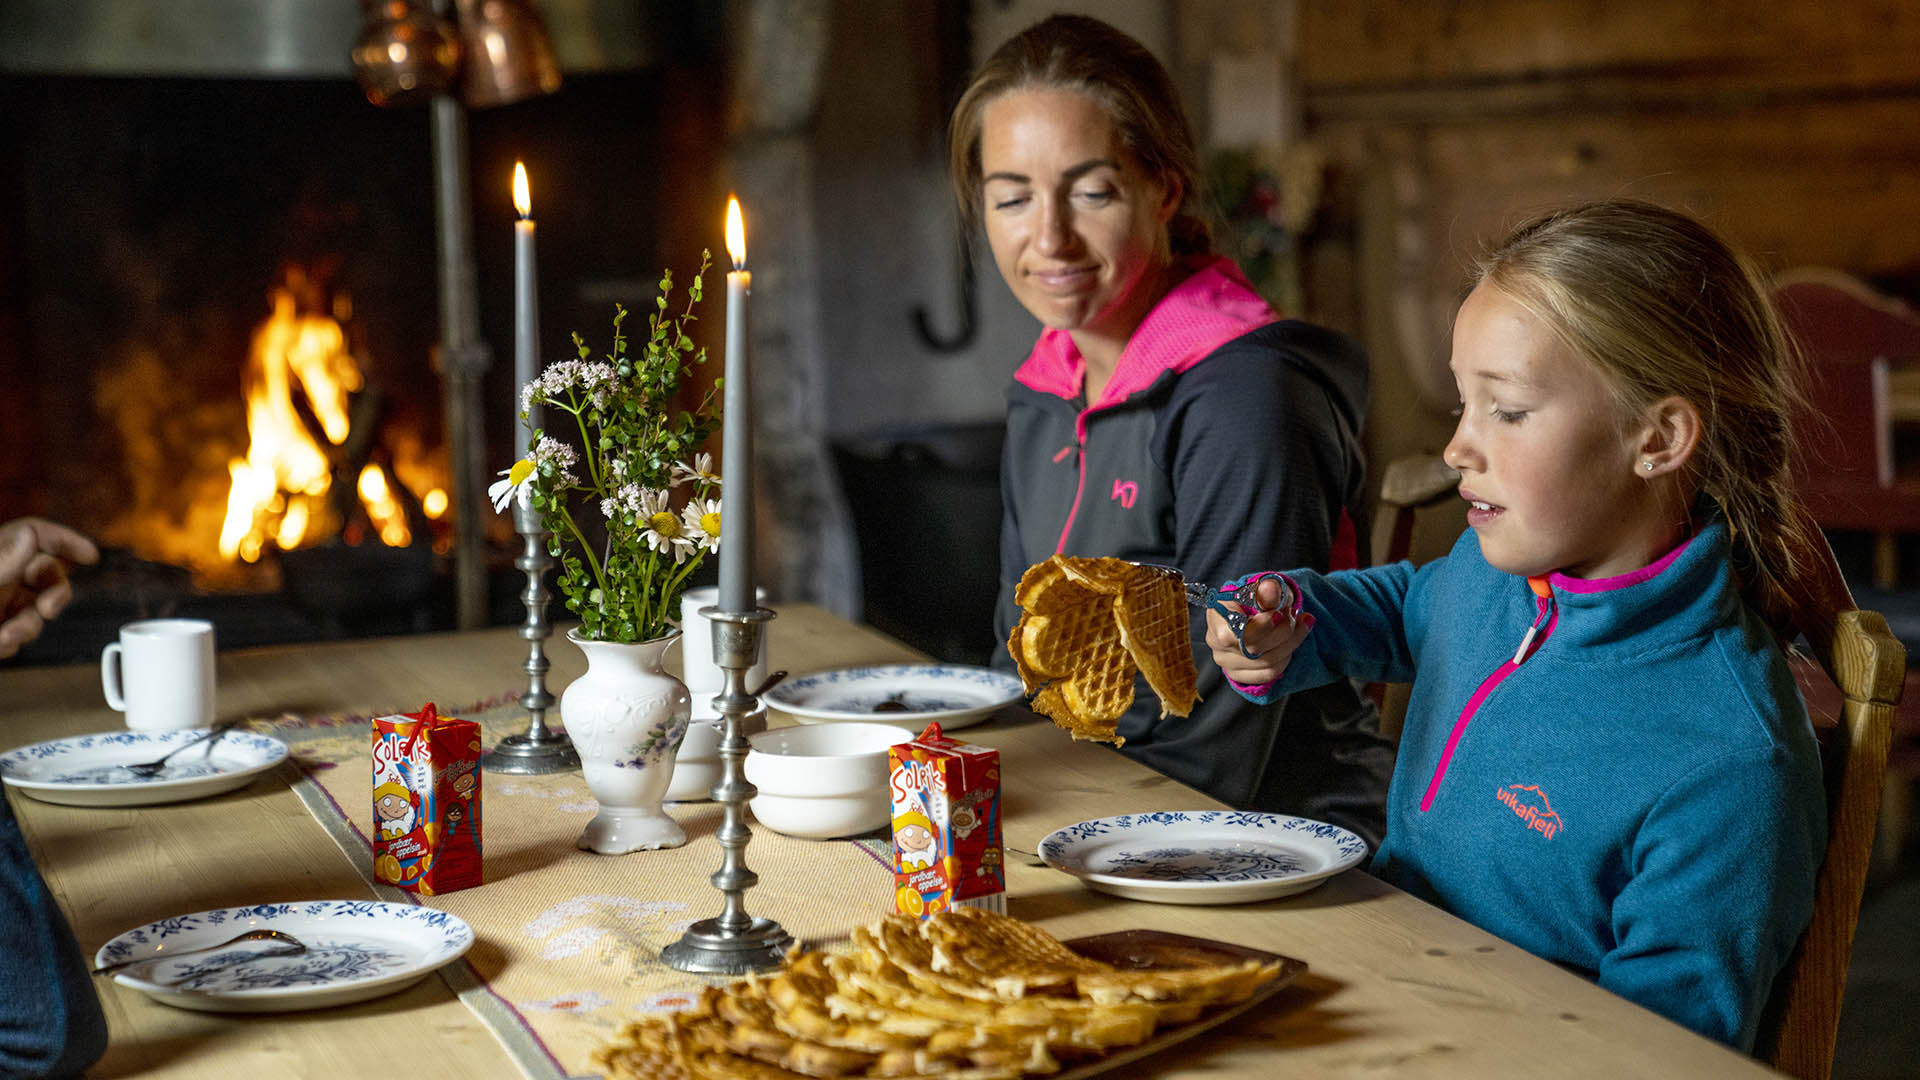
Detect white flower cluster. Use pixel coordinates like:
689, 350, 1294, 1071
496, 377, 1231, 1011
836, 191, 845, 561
521, 359, 619, 415
530, 436, 578, 485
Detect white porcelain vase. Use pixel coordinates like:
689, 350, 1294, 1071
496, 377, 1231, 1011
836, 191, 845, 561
561, 628, 691, 853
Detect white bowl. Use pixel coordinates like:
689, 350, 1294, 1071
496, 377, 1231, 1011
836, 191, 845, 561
744, 722, 905, 839
665, 708, 766, 802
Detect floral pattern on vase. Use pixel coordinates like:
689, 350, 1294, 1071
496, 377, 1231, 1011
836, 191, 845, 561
561, 628, 691, 853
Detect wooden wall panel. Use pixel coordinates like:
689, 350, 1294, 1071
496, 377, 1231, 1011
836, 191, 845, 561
1288, 0, 1920, 521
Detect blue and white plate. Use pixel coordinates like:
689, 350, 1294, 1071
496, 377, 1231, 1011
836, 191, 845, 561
1039, 811, 1369, 905
0, 728, 289, 808
765, 664, 1023, 731
96, 900, 475, 1013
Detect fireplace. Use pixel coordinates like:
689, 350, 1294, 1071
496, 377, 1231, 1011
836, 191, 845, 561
0, 19, 724, 662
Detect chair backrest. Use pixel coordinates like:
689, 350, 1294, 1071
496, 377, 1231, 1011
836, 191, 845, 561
1754, 527, 1905, 1080
1774, 268, 1920, 532
1368, 454, 1460, 742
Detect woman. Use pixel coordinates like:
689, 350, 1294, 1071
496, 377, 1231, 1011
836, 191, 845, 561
952, 14, 1392, 844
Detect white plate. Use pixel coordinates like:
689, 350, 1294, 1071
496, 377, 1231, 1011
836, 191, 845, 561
764, 664, 1023, 730
95, 900, 475, 1013
0, 728, 289, 807
1039, 811, 1369, 905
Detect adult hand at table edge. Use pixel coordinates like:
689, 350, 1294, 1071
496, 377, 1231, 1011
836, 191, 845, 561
0, 517, 101, 660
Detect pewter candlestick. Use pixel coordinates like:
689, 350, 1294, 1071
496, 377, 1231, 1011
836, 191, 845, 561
662, 603, 791, 974
482, 484, 579, 774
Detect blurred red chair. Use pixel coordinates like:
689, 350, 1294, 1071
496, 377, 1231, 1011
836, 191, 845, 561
1773, 267, 1920, 589
1773, 268, 1920, 879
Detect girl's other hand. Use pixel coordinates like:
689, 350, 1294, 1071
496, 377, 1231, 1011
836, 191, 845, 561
1204, 576, 1314, 685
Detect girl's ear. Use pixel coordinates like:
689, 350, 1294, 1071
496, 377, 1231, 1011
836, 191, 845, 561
1634, 396, 1703, 477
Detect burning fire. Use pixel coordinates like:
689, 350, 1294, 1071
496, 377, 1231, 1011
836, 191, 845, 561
95, 268, 450, 588
217, 273, 446, 565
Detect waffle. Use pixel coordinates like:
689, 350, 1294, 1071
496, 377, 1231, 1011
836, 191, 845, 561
1007, 556, 1199, 743
1113, 569, 1199, 718
591, 909, 1284, 1080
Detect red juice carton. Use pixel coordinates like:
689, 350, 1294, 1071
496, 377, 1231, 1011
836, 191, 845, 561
889, 722, 1005, 918
372, 703, 483, 895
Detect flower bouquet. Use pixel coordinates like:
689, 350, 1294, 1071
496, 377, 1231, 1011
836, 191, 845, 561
491, 253, 722, 853
492, 252, 722, 644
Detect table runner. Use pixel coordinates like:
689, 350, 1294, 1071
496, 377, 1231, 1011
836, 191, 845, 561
261, 697, 896, 1080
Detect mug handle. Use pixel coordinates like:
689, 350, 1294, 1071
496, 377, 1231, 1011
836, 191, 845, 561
101, 642, 127, 712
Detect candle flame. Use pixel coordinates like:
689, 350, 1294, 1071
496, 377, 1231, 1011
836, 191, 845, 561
513, 161, 531, 219
725, 196, 745, 269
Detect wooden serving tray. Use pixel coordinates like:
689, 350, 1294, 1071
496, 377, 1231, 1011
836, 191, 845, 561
1055, 930, 1308, 1079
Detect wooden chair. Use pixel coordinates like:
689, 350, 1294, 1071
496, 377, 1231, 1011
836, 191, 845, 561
1369, 454, 1459, 742
1754, 529, 1904, 1080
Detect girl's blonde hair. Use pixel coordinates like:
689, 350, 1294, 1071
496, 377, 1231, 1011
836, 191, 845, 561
1476, 199, 1821, 640
946, 14, 1211, 256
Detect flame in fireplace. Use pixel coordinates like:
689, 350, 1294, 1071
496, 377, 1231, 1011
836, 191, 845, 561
217, 277, 437, 564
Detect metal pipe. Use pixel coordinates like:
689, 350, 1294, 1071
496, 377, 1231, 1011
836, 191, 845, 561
429, 91, 491, 630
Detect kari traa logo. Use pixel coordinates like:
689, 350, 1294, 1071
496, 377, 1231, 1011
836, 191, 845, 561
1496, 783, 1563, 840
1110, 478, 1139, 508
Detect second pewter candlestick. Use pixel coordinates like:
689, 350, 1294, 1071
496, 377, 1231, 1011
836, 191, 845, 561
481, 484, 579, 775
662, 603, 791, 974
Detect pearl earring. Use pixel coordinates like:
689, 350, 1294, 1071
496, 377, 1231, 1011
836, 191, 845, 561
1643, 461, 1656, 472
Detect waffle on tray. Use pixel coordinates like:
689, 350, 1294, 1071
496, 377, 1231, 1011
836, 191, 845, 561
591, 907, 1283, 1080
1007, 556, 1200, 745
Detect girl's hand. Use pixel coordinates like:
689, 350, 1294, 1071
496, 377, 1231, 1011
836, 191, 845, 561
1204, 576, 1314, 686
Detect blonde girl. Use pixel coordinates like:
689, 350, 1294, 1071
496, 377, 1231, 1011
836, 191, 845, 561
1209, 200, 1826, 1050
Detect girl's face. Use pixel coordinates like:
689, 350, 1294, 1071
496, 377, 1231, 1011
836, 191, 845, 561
977, 88, 1177, 344
1443, 282, 1665, 580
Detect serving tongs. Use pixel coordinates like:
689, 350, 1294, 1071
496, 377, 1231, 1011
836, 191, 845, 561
1157, 568, 1295, 661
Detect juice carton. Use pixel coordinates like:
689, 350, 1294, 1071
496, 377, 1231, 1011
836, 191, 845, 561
372, 703, 483, 895
889, 722, 1005, 918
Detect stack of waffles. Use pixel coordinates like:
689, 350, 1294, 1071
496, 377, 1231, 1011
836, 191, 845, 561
591, 907, 1282, 1080
1005, 556, 1199, 745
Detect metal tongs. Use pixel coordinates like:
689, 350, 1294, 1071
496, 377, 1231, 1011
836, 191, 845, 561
1182, 575, 1295, 661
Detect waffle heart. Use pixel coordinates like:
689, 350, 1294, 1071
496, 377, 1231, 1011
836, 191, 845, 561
1007, 556, 1199, 744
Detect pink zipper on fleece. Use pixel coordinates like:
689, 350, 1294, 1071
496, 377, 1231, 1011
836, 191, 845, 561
1052, 441, 1088, 553
1418, 576, 1556, 812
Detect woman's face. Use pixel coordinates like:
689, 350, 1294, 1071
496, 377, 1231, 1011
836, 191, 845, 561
978, 88, 1177, 343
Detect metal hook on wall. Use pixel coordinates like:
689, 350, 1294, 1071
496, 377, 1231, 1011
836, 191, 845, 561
912, 241, 978, 353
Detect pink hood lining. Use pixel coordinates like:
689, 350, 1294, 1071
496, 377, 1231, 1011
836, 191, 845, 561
1011, 256, 1276, 424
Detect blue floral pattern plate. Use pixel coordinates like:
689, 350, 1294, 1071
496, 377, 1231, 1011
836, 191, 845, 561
765, 664, 1023, 730
0, 728, 289, 808
1038, 811, 1369, 905
96, 901, 475, 1013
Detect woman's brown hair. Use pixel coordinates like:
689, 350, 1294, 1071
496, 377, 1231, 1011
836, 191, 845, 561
946, 14, 1211, 256
1476, 199, 1822, 641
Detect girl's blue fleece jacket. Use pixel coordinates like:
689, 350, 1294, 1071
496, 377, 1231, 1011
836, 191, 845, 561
1231, 517, 1824, 1050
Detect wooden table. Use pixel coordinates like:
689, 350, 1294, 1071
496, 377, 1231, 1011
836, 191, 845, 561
2, 607, 1777, 1078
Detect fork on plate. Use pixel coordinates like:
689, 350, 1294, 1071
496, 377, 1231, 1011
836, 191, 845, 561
124, 721, 243, 778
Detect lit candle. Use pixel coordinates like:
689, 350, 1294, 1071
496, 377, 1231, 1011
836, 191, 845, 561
718, 196, 754, 613
512, 160, 542, 447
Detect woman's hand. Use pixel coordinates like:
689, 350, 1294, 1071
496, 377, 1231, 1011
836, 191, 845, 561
0, 518, 100, 659
1204, 575, 1313, 686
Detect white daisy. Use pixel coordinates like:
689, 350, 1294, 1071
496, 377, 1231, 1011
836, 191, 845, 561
488, 459, 535, 513
637, 489, 693, 561
671, 452, 720, 487
680, 497, 722, 554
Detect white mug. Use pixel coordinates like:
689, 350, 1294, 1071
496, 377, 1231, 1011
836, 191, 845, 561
680, 585, 770, 702
100, 619, 216, 731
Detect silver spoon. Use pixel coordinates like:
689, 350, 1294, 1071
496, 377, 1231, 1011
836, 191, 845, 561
123, 721, 243, 778
91, 928, 306, 976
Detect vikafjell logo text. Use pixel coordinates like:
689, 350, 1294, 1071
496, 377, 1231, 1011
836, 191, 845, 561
1496, 783, 1562, 840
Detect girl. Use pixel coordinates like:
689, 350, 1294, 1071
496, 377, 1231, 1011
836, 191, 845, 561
1208, 200, 1826, 1051
953, 14, 1393, 843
